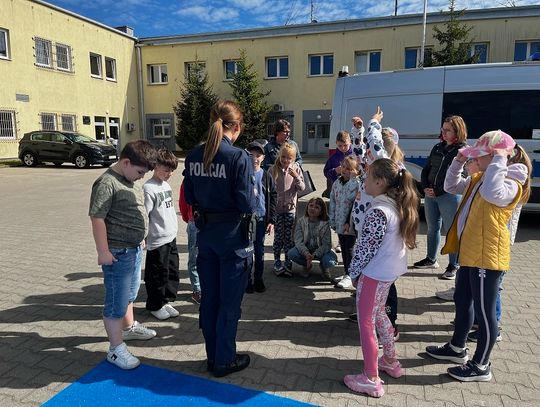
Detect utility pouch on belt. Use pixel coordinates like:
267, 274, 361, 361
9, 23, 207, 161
193, 209, 205, 229
241, 214, 256, 242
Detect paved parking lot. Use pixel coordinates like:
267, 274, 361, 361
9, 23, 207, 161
1, 156, 539, 406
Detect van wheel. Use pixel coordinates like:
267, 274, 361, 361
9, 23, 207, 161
74, 154, 90, 168
22, 152, 38, 167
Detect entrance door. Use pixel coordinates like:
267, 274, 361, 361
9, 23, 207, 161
109, 117, 120, 148
306, 122, 330, 154
94, 116, 106, 141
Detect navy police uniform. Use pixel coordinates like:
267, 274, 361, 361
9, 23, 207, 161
183, 135, 256, 370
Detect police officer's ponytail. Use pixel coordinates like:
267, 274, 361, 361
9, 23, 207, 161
204, 100, 244, 171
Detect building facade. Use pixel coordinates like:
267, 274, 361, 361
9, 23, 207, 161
0, 0, 141, 160
1, 1, 539, 159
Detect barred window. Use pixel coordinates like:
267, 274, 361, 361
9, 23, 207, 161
56, 43, 72, 71
61, 114, 76, 132
35, 37, 52, 67
0, 110, 16, 139
41, 113, 57, 130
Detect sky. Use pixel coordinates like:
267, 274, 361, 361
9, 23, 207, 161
44, 0, 540, 38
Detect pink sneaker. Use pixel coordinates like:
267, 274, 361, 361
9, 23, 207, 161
378, 356, 403, 378
343, 373, 384, 397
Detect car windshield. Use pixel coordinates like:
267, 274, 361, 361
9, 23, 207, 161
67, 133, 98, 143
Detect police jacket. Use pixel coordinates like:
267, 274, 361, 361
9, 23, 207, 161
421, 141, 465, 196
183, 136, 256, 218
261, 170, 277, 226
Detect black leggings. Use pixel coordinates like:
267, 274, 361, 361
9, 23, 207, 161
451, 266, 503, 365
385, 282, 398, 327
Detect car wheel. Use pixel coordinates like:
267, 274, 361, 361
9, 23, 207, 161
22, 152, 38, 167
53, 162, 63, 167
74, 154, 90, 169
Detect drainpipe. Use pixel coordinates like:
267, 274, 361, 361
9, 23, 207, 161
136, 44, 146, 139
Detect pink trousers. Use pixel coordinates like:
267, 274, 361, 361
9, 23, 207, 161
356, 274, 396, 377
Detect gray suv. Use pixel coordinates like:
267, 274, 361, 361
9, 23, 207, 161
18, 131, 118, 168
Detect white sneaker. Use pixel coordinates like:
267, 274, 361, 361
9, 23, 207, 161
163, 303, 179, 317
150, 306, 171, 320
336, 275, 352, 289
122, 321, 157, 341
435, 287, 455, 301
107, 342, 140, 369
333, 275, 345, 283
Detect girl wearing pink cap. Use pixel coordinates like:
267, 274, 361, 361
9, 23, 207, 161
426, 130, 529, 382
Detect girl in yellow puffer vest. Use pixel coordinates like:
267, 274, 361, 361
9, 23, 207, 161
425, 130, 529, 383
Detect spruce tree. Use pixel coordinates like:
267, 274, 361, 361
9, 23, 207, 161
228, 49, 271, 147
173, 62, 218, 151
425, 0, 479, 67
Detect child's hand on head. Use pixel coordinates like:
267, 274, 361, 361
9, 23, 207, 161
492, 148, 511, 157
456, 152, 467, 163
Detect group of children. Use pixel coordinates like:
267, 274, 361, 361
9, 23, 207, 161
89, 110, 531, 398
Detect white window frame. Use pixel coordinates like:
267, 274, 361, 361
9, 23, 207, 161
151, 118, 172, 138
223, 60, 239, 81
105, 57, 117, 81
0, 110, 16, 139
185, 61, 206, 80
469, 42, 489, 64
61, 114, 76, 132
90, 53, 102, 78
55, 43, 72, 71
514, 40, 540, 61
0, 28, 9, 60
355, 50, 382, 73
148, 64, 168, 84
41, 113, 57, 131
35, 37, 52, 68
308, 53, 333, 76
265, 56, 288, 79
404, 47, 433, 69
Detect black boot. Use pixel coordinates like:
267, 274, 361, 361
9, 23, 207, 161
213, 354, 250, 378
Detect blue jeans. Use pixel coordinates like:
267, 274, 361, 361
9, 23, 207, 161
250, 219, 267, 282
287, 246, 338, 270
424, 193, 460, 267
187, 221, 201, 292
102, 245, 142, 319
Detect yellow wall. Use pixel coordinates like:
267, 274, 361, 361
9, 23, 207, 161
0, 0, 141, 159
139, 13, 540, 152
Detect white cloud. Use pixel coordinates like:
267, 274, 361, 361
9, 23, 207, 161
175, 5, 208, 18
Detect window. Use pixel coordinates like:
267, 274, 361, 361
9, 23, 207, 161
61, 114, 76, 132
41, 113, 57, 131
90, 53, 102, 78
306, 122, 330, 139
35, 37, 52, 67
470, 43, 489, 64
514, 41, 540, 61
55, 43, 72, 71
355, 50, 381, 72
148, 64, 168, 84
0, 110, 16, 139
151, 118, 172, 138
185, 61, 206, 80
404, 47, 433, 69
0, 28, 9, 60
443, 90, 540, 140
224, 60, 239, 80
95, 116, 106, 140
309, 54, 333, 76
105, 57, 116, 81
266, 57, 288, 78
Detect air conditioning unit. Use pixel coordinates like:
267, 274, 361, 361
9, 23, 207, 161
273, 103, 284, 112
126, 122, 135, 132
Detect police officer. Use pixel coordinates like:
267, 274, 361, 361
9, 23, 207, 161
183, 100, 256, 378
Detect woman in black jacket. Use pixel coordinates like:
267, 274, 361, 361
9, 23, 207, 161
414, 116, 467, 280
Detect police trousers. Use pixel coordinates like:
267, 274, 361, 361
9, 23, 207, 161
197, 225, 252, 366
